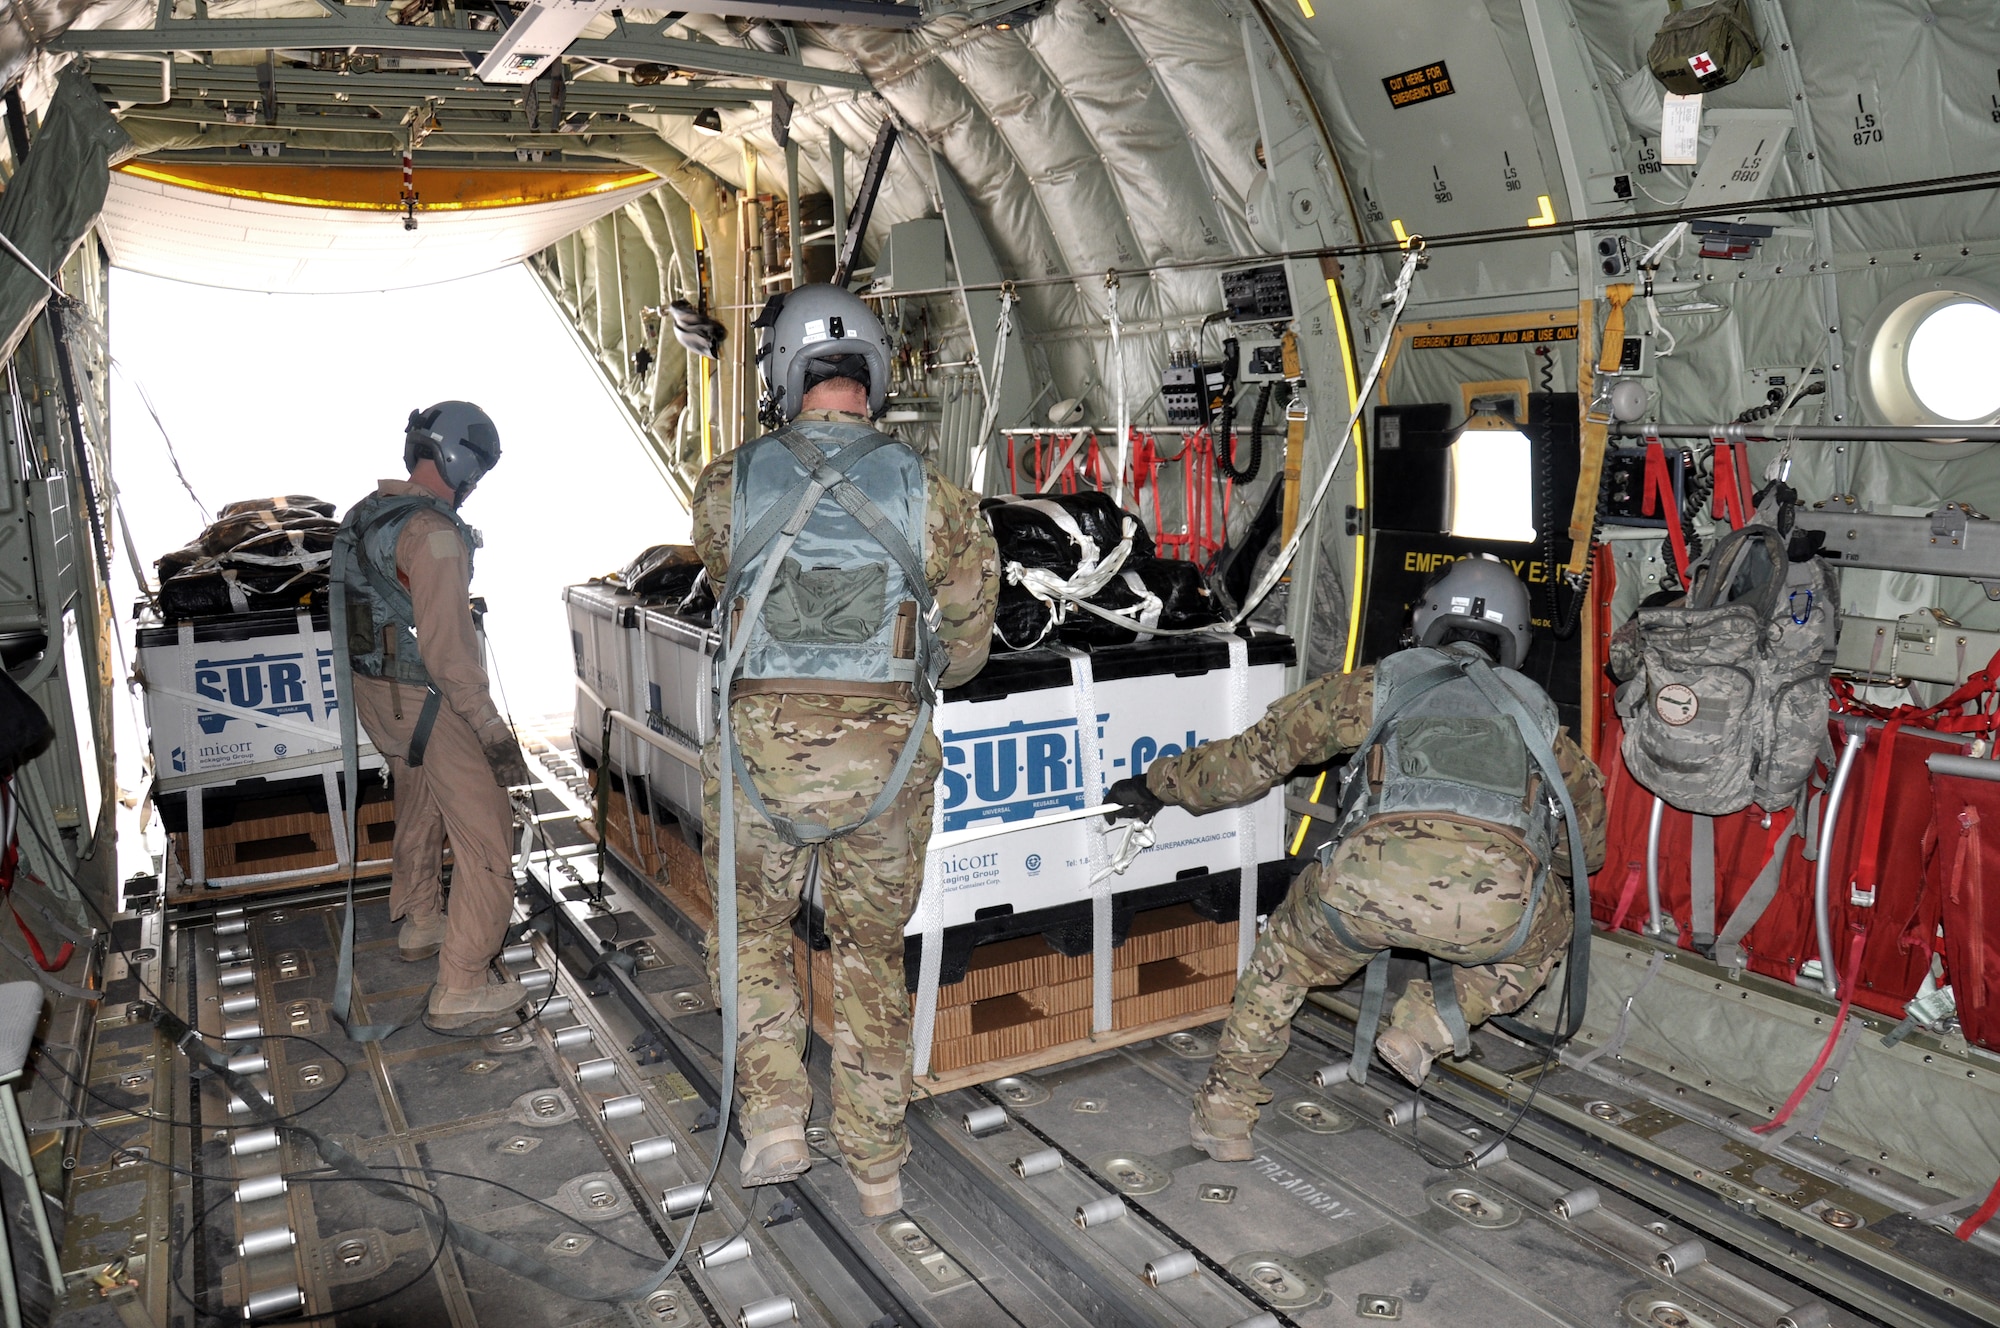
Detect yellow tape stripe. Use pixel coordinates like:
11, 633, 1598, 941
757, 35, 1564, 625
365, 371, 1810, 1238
118, 161, 657, 211
1329, 278, 1367, 675
1289, 771, 1327, 856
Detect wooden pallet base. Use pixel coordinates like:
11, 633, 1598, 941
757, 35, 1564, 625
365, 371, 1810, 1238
913, 1005, 1234, 1096
592, 772, 1249, 1088
163, 782, 429, 900
166, 852, 398, 902
793, 904, 1241, 1079
596, 779, 714, 931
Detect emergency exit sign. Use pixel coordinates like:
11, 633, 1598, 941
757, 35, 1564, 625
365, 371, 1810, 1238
1383, 61, 1455, 109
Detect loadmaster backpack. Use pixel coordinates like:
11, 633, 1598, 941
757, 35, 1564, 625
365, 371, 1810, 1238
1612, 520, 1836, 816
1318, 644, 1590, 1083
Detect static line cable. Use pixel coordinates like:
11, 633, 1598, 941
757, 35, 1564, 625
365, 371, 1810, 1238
802, 165, 2000, 308
61, 303, 211, 522
0, 228, 65, 302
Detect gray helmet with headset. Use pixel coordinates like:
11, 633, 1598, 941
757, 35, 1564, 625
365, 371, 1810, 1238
403, 401, 501, 502
755, 283, 893, 424
1408, 553, 1533, 669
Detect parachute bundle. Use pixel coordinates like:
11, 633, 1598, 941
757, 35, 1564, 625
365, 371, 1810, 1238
156, 497, 340, 622
982, 493, 1222, 651
618, 543, 707, 603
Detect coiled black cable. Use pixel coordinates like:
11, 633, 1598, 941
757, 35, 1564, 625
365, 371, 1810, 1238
1216, 380, 1272, 484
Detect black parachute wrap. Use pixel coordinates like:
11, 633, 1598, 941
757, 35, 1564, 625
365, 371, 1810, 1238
157, 498, 341, 621
619, 543, 706, 602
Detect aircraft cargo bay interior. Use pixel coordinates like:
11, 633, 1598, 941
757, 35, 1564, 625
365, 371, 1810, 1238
0, 1, 1992, 1326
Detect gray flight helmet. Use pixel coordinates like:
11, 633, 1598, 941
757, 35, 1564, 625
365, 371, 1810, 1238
755, 283, 893, 423
404, 401, 501, 502
1409, 553, 1533, 669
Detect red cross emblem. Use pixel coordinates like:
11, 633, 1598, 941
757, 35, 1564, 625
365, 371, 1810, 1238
1688, 51, 1717, 77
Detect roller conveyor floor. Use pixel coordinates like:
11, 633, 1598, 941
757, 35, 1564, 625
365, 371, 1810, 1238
55, 739, 1987, 1328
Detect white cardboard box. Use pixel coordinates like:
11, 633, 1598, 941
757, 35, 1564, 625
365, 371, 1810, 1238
137, 608, 360, 789
566, 584, 1294, 935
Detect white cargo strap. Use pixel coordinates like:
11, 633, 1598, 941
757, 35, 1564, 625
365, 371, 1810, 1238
912, 709, 949, 1079
1226, 636, 1258, 974
966, 287, 1016, 493
1068, 649, 1115, 1034
1690, 813, 1717, 954
144, 686, 337, 748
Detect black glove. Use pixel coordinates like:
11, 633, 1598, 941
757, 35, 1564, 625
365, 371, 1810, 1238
481, 732, 531, 789
1104, 776, 1166, 825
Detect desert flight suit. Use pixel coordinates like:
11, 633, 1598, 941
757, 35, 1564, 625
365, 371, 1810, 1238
1142, 663, 1606, 1134
349, 478, 518, 993
691, 410, 1000, 1182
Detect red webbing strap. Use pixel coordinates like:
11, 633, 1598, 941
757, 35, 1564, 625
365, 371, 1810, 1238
1641, 441, 1690, 585
1952, 807, 1987, 1006
1751, 725, 1900, 1137
1711, 439, 1750, 531
1607, 861, 1646, 933
1833, 645, 2000, 733
1751, 924, 1867, 1136
1851, 721, 1903, 904
0, 839, 72, 974
1956, 1175, 2000, 1241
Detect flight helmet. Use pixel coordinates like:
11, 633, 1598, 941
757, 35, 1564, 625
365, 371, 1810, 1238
404, 401, 501, 503
755, 283, 893, 424
1408, 553, 1533, 669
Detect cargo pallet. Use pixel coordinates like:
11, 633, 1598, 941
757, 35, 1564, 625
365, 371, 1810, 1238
157, 765, 403, 900
586, 765, 1289, 1092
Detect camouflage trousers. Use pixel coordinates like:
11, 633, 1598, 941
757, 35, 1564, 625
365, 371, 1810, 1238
703, 693, 941, 1183
1196, 845, 1573, 1134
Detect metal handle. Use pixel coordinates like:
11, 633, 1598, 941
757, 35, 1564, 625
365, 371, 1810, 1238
1812, 728, 1865, 998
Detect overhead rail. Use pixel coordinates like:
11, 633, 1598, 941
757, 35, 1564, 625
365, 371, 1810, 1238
1614, 422, 2000, 444
656, 0, 919, 23
827, 166, 2000, 304
53, 16, 874, 89
81, 59, 771, 116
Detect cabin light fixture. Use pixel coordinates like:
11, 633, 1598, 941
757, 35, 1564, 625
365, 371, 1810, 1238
692, 107, 723, 136
1296, 0, 1316, 15
1447, 403, 1538, 544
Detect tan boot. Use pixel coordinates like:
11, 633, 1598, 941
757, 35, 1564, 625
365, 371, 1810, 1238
427, 977, 528, 1032
740, 1126, 812, 1187
1375, 1026, 1438, 1087
853, 1172, 902, 1218
1190, 1110, 1255, 1163
398, 912, 447, 962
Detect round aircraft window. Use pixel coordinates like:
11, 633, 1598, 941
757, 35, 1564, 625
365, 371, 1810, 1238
1863, 284, 2000, 432
1907, 300, 2000, 422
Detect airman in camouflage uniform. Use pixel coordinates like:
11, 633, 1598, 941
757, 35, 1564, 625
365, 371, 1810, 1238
692, 406, 999, 1203
1129, 658, 1604, 1159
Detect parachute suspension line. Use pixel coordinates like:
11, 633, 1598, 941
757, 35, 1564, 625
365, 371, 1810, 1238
1107, 271, 1128, 506
966, 283, 1017, 493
